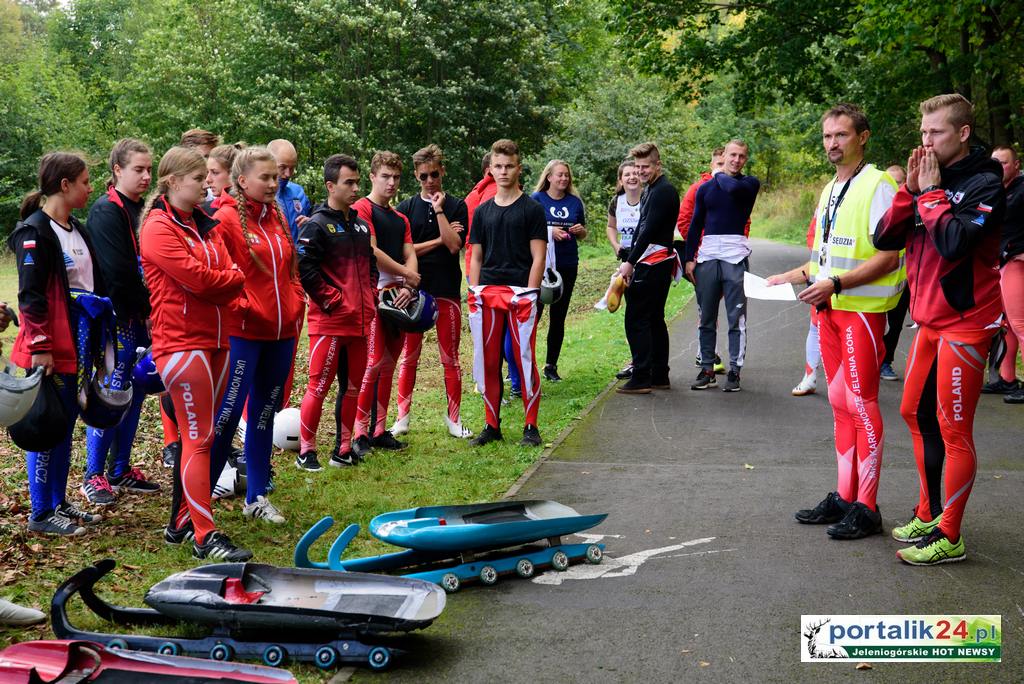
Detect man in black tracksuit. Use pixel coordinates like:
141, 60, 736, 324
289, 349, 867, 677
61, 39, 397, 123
616, 142, 680, 394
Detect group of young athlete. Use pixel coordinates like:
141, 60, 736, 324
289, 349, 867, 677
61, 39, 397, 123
5, 131, 607, 563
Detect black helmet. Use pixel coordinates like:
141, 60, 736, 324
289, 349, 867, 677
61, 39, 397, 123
378, 288, 438, 332
78, 369, 133, 429
540, 268, 564, 305
8, 374, 71, 452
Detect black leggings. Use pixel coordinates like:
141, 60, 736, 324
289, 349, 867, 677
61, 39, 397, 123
540, 265, 578, 368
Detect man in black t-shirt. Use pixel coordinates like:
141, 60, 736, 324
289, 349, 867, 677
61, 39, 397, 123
468, 139, 547, 447
393, 144, 473, 439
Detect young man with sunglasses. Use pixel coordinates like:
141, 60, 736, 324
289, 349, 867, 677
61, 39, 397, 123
393, 145, 473, 439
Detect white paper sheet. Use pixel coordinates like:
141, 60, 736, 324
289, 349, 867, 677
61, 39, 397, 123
743, 271, 797, 301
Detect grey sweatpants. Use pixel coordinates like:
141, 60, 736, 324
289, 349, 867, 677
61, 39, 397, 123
694, 258, 748, 372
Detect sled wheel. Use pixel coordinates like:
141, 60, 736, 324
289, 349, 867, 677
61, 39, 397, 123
314, 645, 338, 670
368, 646, 391, 671
210, 643, 233, 661
107, 638, 128, 650
515, 558, 535, 578
479, 565, 499, 585
440, 572, 461, 593
585, 544, 603, 564
157, 641, 180, 656
551, 550, 570, 571
262, 644, 287, 667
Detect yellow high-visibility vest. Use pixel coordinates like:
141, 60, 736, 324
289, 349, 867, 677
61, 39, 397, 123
810, 165, 905, 313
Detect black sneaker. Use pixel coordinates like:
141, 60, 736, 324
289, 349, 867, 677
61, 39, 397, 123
509, 387, 522, 400
470, 425, 503, 447
295, 450, 322, 472
795, 491, 849, 524
651, 375, 671, 390
543, 365, 562, 382
193, 530, 253, 562
520, 424, 542, 447
352, 435, 373, 460
109, 467, 161, 494
982, 377, 1020, 394
721, 370, 741, 392
56, 501, 102, 525
371, 430, 407, 450
826, 502, 883, 540
690, 369, 717, 390
162, 441, 181, 469
164, 521, 195, 545
329, 451, 357, 467
615, 364, 633, 380
616, 377, 652, 394
228, 447, 247, 477
694, 354, 723, 368
80, 473, 116, 505
1005, 388, 1024, 404
28, 512, 85, 536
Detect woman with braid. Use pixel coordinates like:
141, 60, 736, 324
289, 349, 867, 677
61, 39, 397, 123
209, 147, 304, 524
140, 146, 247, 561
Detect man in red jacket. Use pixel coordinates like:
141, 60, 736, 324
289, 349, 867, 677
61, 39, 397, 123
874, 93, 1006, 566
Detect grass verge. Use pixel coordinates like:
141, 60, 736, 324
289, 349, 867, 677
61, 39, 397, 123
0, 245, 691, 681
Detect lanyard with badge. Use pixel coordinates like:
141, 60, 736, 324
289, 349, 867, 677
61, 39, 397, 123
819, 160, 866, 270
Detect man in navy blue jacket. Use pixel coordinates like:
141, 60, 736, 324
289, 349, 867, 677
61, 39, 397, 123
684, 139, 760, 392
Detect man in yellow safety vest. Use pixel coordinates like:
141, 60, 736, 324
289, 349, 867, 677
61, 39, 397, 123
767, 103, 905, 540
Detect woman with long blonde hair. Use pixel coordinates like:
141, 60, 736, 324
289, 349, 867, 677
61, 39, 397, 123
140, 146, 247, 561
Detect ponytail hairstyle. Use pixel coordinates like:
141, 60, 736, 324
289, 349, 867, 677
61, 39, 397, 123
231, 146, 296, 276
614, 158, 636, 195
20, 152, 88, 219
534, 159, 581, 198
107, 138, 151, 188
140, 146, 207, 231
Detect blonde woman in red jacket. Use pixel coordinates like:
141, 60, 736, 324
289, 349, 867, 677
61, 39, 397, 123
210, 147, 304, 525
140, 146, 247, 562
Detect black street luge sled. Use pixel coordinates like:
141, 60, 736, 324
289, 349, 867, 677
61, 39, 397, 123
52, 559, 446, 671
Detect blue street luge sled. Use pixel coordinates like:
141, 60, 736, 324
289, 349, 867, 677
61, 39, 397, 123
295, 500, 608, 592
52, 559, 445, 671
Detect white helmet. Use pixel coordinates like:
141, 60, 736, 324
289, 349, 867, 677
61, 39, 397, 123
0, 360, 44, 427
540, 268, 564, 305
272, 407, 301, 451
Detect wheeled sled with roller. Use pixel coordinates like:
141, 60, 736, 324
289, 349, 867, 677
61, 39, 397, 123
295, 500, 607, 592
51, 559, 445, 671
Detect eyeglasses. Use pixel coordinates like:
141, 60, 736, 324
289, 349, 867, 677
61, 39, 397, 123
418, 170, 441, 181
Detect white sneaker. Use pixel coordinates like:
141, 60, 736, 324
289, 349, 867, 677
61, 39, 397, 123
236, 418, 247, 441
212, 464, 237, 500
390, 414, 410, 436
242, 495, 285, 524
446, 417, 473, 439
0, 598, 46, 626
791, 373, 816, 396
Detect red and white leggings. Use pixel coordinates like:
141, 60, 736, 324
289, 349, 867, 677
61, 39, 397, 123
355, 315, 405, 439
468, 285, 541, 429
155, 349, 229, 545
300, 334, 367, 454
818, 308, 885, 511
900, 325, 992, 541
396, 297, 463, 424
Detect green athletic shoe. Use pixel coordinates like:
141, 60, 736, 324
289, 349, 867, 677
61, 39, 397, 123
896, 530, 965, 566
713, 360, 726, 374
891, 513, 942, 543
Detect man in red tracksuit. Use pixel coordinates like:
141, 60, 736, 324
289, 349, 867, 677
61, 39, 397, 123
352, 151, 419, 459
296, 154, 378, 468
874, 93, 1006, 566
467, 139, 547, 447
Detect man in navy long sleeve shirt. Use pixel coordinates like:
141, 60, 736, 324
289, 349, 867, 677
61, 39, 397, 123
684, 139, 760, 392
616, 142, 681, 394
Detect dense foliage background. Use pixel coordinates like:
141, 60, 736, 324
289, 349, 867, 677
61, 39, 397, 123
1, 0, 1021, 233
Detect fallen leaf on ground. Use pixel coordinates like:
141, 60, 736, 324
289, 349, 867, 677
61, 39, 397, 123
28, 543, 42, 553
856, 663, 872, 670
994, 475, 1003, 479
743, 463, 755, 470
699, 661, 710, 667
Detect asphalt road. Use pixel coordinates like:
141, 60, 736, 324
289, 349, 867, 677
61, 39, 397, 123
364, 238, 1023, 684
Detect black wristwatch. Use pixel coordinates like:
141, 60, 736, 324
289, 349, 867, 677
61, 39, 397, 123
830, 275, 843, 294
920, 184, 940, 195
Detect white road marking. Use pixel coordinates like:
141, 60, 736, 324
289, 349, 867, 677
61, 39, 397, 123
532, 537, 716, 585
572, 533, 624, 543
